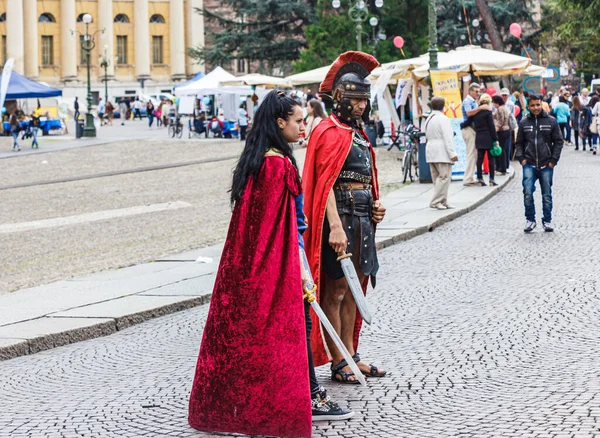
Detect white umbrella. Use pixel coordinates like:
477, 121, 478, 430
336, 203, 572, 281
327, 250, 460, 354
220, 73, 292, 88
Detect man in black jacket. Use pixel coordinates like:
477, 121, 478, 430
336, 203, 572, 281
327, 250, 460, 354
515, 94, 564, 233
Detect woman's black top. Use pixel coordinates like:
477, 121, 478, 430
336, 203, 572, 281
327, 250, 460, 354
466, 109, 498, 150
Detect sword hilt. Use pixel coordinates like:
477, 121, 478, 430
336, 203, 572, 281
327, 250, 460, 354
336, 251, 353, 262
303, 284, 317, 303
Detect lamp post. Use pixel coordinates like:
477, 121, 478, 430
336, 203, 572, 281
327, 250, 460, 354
99, 45, 110, 104
428, 0, 438, 71
71, 14, 105, 138
368, 17, 386, 57
332, 0, 384, 52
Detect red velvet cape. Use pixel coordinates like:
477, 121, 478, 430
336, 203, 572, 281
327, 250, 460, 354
188, 155, 312, 438
301, 115, 380, 367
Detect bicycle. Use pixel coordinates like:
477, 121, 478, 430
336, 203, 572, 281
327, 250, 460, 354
168, 116, 183, 139
400, 124, 425, 183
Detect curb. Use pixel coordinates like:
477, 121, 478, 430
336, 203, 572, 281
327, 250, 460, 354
0, 173, 514, 362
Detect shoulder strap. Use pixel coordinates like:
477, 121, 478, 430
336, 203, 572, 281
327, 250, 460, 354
425, 114, 437, 131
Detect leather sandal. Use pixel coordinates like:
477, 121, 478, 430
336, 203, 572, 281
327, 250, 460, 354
352, 353, 387, 378
331, 359, 360, 384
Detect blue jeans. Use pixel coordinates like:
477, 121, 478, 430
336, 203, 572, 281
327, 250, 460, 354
32, 127, 39, 147
11, 131, 19, 148
523, 164, 554, 223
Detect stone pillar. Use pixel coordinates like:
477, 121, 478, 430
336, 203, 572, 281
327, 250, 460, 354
98, 0, 115, 79
23, 0, 38, 78
185, 0, 205, 75
134, 0, 150, 80
170, 0, 186, 81
6, 0, 25, 74
60, 0, 78, 82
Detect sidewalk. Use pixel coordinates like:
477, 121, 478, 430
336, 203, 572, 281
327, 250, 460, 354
0, 170, 514, 360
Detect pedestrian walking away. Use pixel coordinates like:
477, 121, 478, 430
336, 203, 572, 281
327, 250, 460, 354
97, 98, 106, 126
119, 100, 127, 126
303, 51, 387, 384
147, 101, 155, 128
462, 93, 498, 186
492, 95, 511, 175
9, 113, 20, 151
424, 96, 458, 210
73, 97, 80, 122
30, 112, 40, 149
188, 90, 353, 438
553, 96, 570, 144
461, 83, 491, 185
133, 98, 143, 120
515, 94, 564, 233
571, 96, 582, 150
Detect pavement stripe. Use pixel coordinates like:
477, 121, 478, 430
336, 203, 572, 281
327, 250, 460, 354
0, 201, 192, 234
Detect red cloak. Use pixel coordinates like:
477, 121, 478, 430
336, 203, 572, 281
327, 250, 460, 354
301, 115, 380, 367
188, 154, 312, 438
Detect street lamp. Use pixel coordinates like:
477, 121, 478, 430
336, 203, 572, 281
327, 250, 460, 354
428, 0, 438, 71
332, 0, 384, 52
70, 13, 105, 138
99, 45, 111, 105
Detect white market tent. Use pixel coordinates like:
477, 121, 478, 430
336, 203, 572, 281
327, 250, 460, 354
220, 73, 292, 88
174, 66, 252, 96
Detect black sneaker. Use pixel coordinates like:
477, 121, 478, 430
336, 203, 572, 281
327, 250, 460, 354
311, 387, 354, 422
542, 221, 554, 232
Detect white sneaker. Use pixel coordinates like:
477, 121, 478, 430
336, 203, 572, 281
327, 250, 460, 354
542, 221, 554, 232
524, 221, 536, 233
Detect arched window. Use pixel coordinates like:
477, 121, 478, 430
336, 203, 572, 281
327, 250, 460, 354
0, 13, 6, 23
114, 14, 129, 24
39, 13, 56, 23
77, 13, 93, 23
149, 14, 165, 24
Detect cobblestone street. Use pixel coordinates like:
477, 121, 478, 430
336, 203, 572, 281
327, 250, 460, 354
2, 147, 600, 437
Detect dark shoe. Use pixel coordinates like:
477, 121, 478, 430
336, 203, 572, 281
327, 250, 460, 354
489, 180, 498, 186
352, 353, 387, 378
312, 387, 355, 421
477, 180, 487, 187
542, 221, 554, 232
331, 359, 360, 384
575, 147, 579, 151
524, 220, 536, 233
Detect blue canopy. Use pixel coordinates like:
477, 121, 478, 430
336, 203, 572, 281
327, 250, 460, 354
5, 71, 62, 100
173, 71, 205, 90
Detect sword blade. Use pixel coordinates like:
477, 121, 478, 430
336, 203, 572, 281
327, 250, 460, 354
300, 248, 367, 387
339, 258, 373, 325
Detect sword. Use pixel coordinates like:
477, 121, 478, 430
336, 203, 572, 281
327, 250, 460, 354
300, 248, 367, 387
336, 251, 372, 325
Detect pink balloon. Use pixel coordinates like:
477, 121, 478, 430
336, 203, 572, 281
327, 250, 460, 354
509, 23, 522, 39
393, 36, 405, 49
514, 105, 521, 118
486, 87, 497, 97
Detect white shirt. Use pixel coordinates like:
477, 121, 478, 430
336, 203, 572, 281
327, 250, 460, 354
238, 108, 248, 126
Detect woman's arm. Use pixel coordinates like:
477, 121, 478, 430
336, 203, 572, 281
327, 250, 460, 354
487, 112, 498, 142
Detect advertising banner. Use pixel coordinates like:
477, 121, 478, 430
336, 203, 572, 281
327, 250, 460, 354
430, 70, 466, 178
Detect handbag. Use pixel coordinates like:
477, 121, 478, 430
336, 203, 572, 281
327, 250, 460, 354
508, 113, 518, 131
490, 141, 502, 157
591, 116, 598, 134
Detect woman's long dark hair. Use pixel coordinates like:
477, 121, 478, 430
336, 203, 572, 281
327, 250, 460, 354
230, 90, 299, 204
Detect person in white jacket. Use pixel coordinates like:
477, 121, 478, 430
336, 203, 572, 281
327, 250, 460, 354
424, 96, 459, 210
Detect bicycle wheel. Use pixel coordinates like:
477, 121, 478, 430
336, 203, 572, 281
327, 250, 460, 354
168, 125, 175, 138
177, 126, 183, 139
402, 149, 412, 183
412, 148, 419, 179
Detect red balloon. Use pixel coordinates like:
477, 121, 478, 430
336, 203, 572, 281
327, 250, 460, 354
486, 87, 497, 97
393, 36, 405, 49
509, 23, 522, 39
514, 105, 521, 118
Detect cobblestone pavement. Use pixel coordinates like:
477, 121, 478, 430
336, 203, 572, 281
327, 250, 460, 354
2, 146, 600, 437
0, 139, 402, 294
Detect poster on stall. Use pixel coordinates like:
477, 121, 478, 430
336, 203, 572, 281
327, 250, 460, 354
430, 70, 466, 178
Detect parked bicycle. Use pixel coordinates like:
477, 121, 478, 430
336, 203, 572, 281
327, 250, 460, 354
400, 123, 425, 183
168, 115, 183, 139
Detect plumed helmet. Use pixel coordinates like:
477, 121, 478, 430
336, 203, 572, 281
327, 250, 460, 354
320, 51, 379, 124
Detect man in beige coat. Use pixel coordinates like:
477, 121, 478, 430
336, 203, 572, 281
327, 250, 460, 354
424, 97, 458, 210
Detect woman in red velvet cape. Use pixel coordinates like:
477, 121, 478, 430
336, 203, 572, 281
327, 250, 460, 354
188, 93, 311, 437
301, 114, 380, 367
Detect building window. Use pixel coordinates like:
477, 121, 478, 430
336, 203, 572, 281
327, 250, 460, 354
237, 58, 246, 73
41, 36, 54, 65
152, 36, 163, 64
114, 14, 129, 24
117, 36, 127, 65
149, 14, 165, 24
39, 13, 56, 23
77, 13, 93, 23
0, 13, 6, 23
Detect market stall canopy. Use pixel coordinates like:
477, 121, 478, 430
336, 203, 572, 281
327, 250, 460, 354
5, 71, 62, 99
525, 65, 546, 77
175, 71, 205, 89
174, 66, 251, 96
221, 73, 292, 88
411, 45, 533, 79
285, 65, 331, 86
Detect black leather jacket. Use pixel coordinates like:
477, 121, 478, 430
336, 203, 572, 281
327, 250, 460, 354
515, 111, 564, 167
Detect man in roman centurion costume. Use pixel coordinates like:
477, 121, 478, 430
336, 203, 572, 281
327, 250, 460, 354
302, 51, 387, 384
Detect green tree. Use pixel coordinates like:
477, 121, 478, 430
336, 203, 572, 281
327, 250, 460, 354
437, 0, 537, 55
294, 0, 429, 73
542, 0, 600, 79
189, 0, 316, 75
